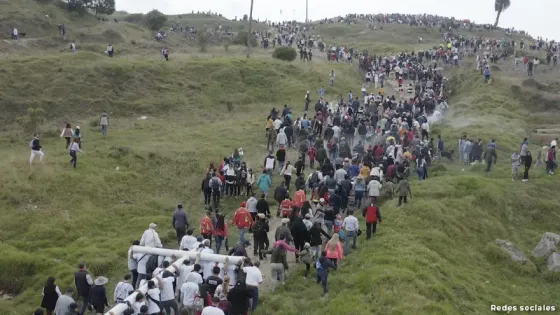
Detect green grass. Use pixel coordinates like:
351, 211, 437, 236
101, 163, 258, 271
1, 3, 559, 314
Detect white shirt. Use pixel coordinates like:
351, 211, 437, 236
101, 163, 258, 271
181, 282, 199, 306
160, 277, 176, 301
265, 157, 275, 169
146, 288, 161, 314
140, 228, 162, 248
367, 180, 382, 197
177, 264, 195, 290
332, 126, 341, 139
198, 247, 215, 279
343, 215, 359, 232
132, 301, 145, 314
113, 281, 133, 302
187, 271, 204, 285
273, 119, 283, 130
133, 253, 149, 274
243, 266, 263, 287
180, 235, 198, 250
202, 306, 226, 315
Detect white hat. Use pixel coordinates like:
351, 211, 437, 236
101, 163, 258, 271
319, 198, 325, 203
94, 276, 108, 286
76, 126, 80, 129
281, 218, 290, 224
149, 223, 157, 229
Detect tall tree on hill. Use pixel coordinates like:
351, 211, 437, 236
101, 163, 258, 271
494, 0, 511, 28
145, 9, 168, 31
90, 0, 115, 16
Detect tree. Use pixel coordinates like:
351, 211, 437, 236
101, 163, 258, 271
67, 0, 90, 14
243, 14, 248, 21
90, 0, 115, 15
145, 9, 167, 31
494, 0, 511, 28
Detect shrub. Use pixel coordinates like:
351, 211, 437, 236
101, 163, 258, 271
272, 47, 297, 62
144, 10, 167, 31
16, 108, 46, 133
124, 13, 144, 24
232, 32, 257, 47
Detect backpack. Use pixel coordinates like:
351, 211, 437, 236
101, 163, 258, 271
311, 172, 320, 184
145, 255, 159, 278
253, 220, 265, 233
211, 178, 220, 190
122, 301, 135, 315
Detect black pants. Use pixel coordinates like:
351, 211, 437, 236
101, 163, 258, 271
523, 165, 530, 180
246, 183, 254, 197
94, 305, 104, 313
254, 234, 266, 258
212, 189, 220, 207
202, 233, 212, 247
421, 130, 428, 141
176, 227, 186, 245
398, 196, 407, 206
69, 150, 77, 168
203, 189, 212, 205
486, 160, 492, 172
366, 222, 377, 239
284, 175, 292, 190
130, 269, 138, 288
329, 257, 338, 267
65, 136, 71, 148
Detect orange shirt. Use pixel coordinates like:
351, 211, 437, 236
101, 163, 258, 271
293, 190, 306, 208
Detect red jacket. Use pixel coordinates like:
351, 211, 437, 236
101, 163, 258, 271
231, 207, 253, 229
293, 190, 306, 208
363, 205, 382, 224
214, 222, 228, 237
200, 217, 214, 235
308, 147, 316, 160
375, 146, 384, 159
280, 199, 293, 217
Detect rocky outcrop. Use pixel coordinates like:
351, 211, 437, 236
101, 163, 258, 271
495, 239, 527, 264
532, 232, 560, 258
547, 253, 560, 272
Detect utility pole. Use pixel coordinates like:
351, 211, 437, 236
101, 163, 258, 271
306, 0, 308, 24
246, 0, 254, 58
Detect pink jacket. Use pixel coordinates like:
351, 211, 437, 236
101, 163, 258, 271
326, 242, 343, 260
274, 240, 297, 253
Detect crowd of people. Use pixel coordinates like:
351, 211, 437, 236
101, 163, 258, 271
27, 11, 560, 315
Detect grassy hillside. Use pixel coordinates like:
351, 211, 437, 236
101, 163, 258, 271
1, 3, 560, 314
0, 48, 363, 314
255, 67, 560, 315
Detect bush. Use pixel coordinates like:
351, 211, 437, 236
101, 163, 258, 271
232, 32, 257, 47
145, 9, 167, 31
272, 47, 297, 62
124, 13, 144, 24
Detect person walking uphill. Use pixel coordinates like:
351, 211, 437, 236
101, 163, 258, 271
41, 277, 61, 315
483, 141, 498, 173
232, 202, 253, 244
99, 111, 109, 137
68, 138, 83, 168
173, 203, 189, 245
29, 133, 44, 165
522, 150, 532, 182
316, 251, 337, 297
201, 211, 215, 247
74, 263, 93, 315
60, 123, 74, 149
396, 178, 412, 206
342, 210, 360, 256
362, 202, 382, 240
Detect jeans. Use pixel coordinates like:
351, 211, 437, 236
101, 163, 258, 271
417, 168, 424, 180
523, 165, 530, 180
101, 125, 108, 136
366, 222, 377, 239
354, 191, 364, 207
239, 227, 247, 243
344, 230, 357, 255
278, 161, 285, 174
161, 299, 179, 315
215, 235, 224, 254
324, 220, 334, 234
311, 245, 321, 263
212, 189, 220, 207
316, 270, 328, 294
248, 286, 259, 311
69, 150, 77, 168
270, 263, 285, 288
